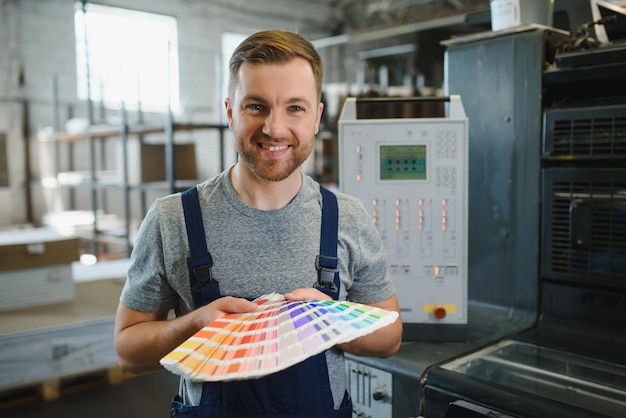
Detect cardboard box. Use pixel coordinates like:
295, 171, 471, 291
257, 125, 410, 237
0, 278, 124, 389
490, 0, 553, 31
0, 228, 80, 272
121, 142, 198, 184
0, 264, 75, 311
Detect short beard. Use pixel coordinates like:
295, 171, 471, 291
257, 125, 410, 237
237, 135, 311, 182
240, 149, 301, 182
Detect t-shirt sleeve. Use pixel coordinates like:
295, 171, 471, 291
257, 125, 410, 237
119, 199, 179, 313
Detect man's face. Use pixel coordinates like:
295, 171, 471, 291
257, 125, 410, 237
225, 57, 323, 183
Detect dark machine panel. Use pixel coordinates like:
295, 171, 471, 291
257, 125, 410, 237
425, 340, 626, 418
542, 101, 626, 287
543, 101, 626, 160
424, 21, 626, 418
542, 168, 626, 286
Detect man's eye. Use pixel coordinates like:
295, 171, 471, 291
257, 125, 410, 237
243, 103, 264, 112
290, 105, 304, 112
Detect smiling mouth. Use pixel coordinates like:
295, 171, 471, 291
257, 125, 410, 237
260, 143, 289, 152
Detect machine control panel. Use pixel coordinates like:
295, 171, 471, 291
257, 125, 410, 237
339, 96, 468, 326
345, 358, 393, 418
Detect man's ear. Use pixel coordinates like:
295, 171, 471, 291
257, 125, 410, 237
225, 98, 233, 129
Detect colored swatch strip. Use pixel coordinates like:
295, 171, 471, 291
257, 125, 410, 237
160, 293, 398, 382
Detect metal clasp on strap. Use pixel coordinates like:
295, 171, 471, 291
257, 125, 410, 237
188, 252, 218, 287
315, 254, 338, 291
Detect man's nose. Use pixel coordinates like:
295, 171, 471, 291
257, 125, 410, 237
262, 111, 289, 138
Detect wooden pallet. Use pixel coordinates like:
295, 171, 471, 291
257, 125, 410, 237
0, 366, 134, 409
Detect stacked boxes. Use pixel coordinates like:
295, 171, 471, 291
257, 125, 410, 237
0, 244, 128, 392
0, 277, 125, 391
0, 228, 80, 311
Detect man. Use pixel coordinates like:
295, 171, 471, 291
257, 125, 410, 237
114, 29, 402, 417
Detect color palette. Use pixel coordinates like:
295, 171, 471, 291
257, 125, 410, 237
160, 293, 399, 381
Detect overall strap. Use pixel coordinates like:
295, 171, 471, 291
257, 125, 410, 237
315, 185, 340, 300
181, 186, 221, 309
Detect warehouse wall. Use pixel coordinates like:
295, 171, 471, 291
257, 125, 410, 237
0, 0, 335, 229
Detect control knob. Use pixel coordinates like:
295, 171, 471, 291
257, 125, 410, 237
372, 388, 389, 402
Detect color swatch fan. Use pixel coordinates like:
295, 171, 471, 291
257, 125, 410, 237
160, 293, 398, 381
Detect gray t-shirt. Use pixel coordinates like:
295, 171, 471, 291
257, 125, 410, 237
120, 168, 395, 408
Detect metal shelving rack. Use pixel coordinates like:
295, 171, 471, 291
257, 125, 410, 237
44, 77, 228, 258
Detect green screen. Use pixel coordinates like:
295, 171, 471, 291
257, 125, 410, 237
379, 145, 427, 180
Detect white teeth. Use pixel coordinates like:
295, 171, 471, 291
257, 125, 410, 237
262, 144, 288, 151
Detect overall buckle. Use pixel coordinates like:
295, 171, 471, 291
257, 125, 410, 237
315, 255, 338, 290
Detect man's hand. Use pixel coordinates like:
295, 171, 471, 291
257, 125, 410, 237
114, 296, 257, 374
284, 288, 331, 301
195, 296, 259, 328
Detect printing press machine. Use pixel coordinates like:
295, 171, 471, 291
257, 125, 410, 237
342, 19, 626, 418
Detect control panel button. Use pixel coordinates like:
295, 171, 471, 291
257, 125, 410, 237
434, 305, 447, 319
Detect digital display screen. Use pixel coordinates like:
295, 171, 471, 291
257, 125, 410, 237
379, 145, 427, 180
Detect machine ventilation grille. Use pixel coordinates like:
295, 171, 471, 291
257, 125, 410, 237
544, 105, 626, 159
547, 176, 626, 281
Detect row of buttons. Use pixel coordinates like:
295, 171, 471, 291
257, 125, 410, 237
388, 265, 459, 276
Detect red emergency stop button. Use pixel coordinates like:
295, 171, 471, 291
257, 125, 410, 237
434, 305, 447, 319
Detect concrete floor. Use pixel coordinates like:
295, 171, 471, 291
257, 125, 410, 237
2, 370, 180, 418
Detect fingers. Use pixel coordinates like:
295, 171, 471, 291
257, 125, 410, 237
284, 288, 331, 301
197, 296, 258, 326
217, 296, 258, 313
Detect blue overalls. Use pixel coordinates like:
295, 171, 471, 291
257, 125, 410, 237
167, 185, 353, 418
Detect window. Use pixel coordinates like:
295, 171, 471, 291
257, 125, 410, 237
221, 32, 248, 123
74, 3, 179, 113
